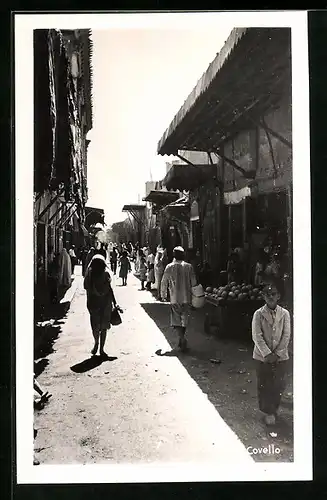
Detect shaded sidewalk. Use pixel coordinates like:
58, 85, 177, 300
140, 299, 294, 463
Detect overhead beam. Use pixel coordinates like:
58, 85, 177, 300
259, 121, 292, 149
127, 210, 144, 226
48, 201, 65, 224
175, 153, 196, 166
59, 206, 78, 228
37, 186, 65, 220
56, 203, 75, 227
215, 150, 255, 179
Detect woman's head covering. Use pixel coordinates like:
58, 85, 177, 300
88, 254, 111, 279
91, 254, 106, 264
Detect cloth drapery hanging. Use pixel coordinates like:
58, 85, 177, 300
224, 186, 252, 205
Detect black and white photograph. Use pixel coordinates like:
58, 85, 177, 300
15, 11, 312, 483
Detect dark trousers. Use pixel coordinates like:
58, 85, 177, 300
70, 256, 76, 274
111, 260, 117, 274
255, 360, 287, 415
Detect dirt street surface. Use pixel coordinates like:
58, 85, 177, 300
34, 266, 293, 465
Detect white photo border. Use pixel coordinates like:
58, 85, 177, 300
15, 10, 312, 483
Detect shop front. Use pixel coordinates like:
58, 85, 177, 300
157, 27, 292, 339
122, 204, 146, 246
159, 196, 189, 262
162, 163, 217, 268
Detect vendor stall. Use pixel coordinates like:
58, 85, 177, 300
204, 283, 265, 342
157, 27, 292, 340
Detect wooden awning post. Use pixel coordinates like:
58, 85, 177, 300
242, 199, 247, 248
228, 205, 232, 255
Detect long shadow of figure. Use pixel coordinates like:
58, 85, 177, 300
70, 355, 118, 373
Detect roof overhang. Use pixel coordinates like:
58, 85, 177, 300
163, 164, 216, 191
159, 195, 190, 223
85, 206, 104, 214
143, 190, 180, 204
157, 27, 291, 155
122, 204, 146, 212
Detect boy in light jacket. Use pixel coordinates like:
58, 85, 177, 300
252, 282, 291, 426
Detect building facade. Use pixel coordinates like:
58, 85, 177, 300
34, 29, 93, 292
156, 28, 292, 305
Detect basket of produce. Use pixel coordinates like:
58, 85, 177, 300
204, 282, 265, 340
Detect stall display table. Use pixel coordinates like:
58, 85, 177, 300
204, 295, 264, 342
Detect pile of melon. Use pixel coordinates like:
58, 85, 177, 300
205, 282, 264, 302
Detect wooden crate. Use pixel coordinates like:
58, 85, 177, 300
204, 297, 264, 341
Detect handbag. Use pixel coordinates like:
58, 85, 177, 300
111, 305, 122, 326
191, 284, 205, 309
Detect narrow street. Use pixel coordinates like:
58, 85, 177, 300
34, 265, 293, 465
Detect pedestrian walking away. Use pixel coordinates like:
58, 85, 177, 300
81, 246, 90, 276
84, 254, 119, 358
160, 246, 197, 352
110, 246, 118, 275
119, 250, 132, 286
96, 243, 107, 259
154, 246, 167, 300
146, 247, 155, 291
84, 246, 96, 276
252, 281, 291, 426
138, 250, 147, 290
69, 245, 77, 275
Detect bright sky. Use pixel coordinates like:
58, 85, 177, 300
86, 27, 233, 225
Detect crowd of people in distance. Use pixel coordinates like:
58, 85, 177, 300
35, 237, 291, 465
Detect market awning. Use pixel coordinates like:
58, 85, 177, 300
160, 195, 190, 223
143, 190, 180, 204
163, 163, 215, 191
157, 27, 291, 155
122, 204, 146, 226
122, 204, 146, 212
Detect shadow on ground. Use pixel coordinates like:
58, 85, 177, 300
141, 301, 294, 463
34, 324, 62, 362
70, 355, 118, 373
34, 296, 71, 371
34, 358, 49, 377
